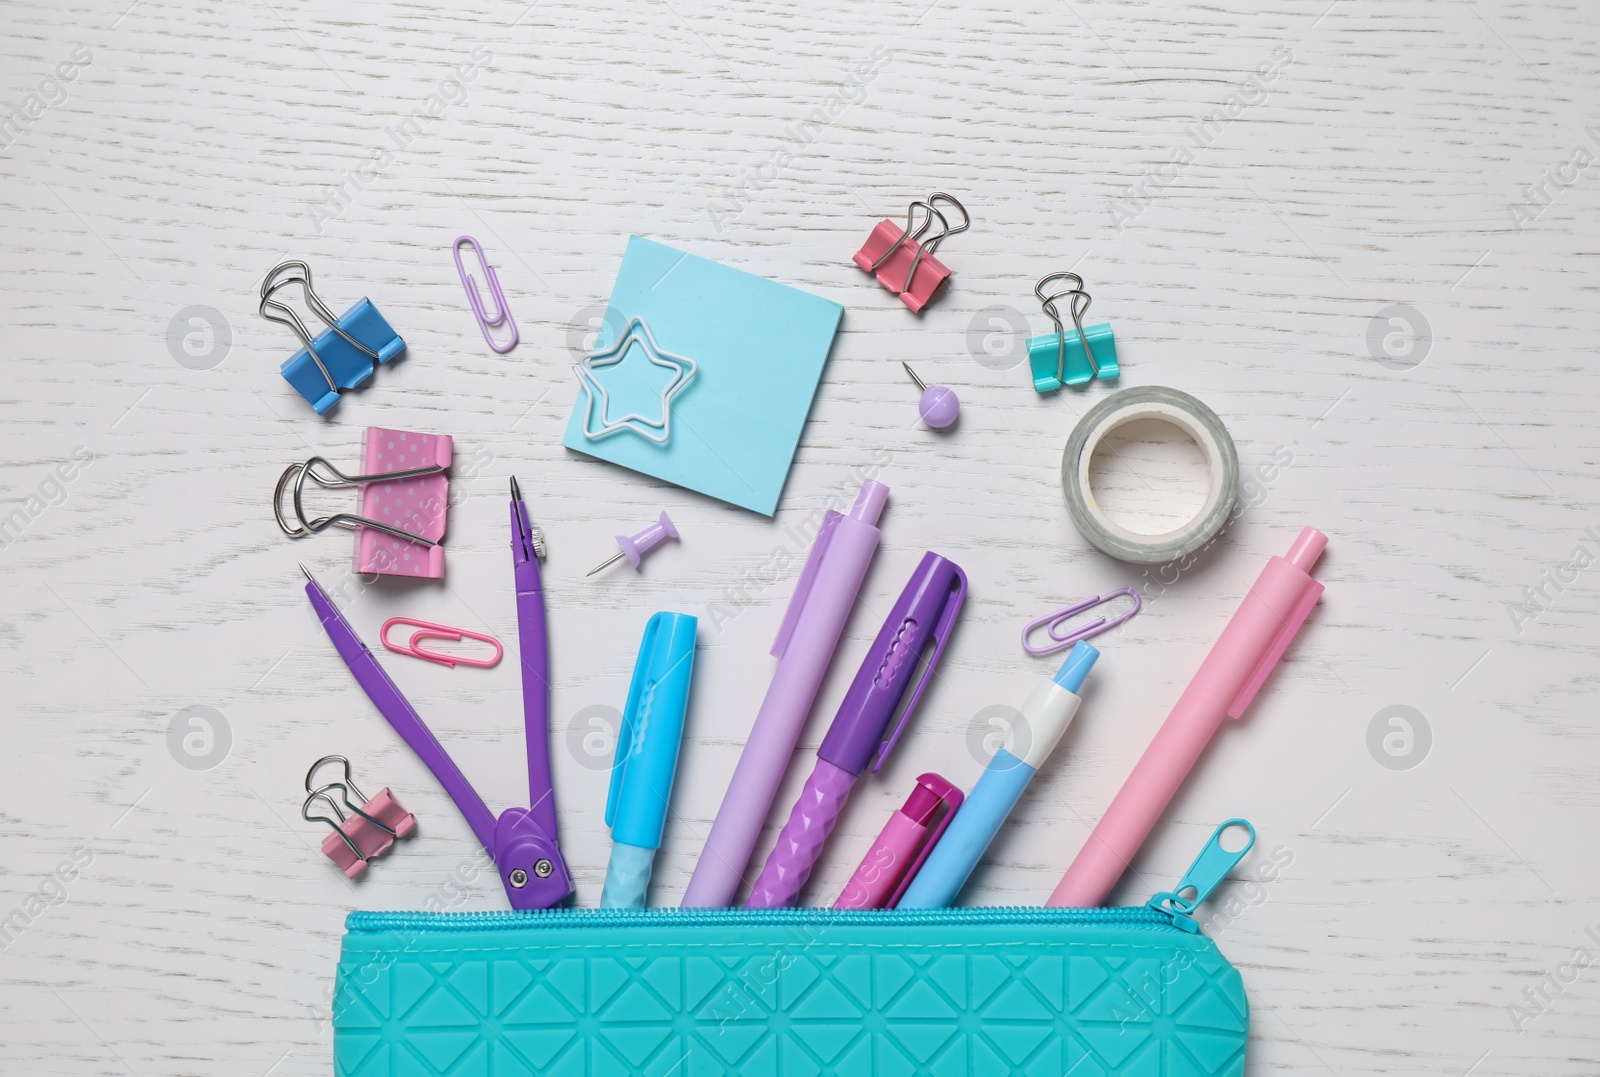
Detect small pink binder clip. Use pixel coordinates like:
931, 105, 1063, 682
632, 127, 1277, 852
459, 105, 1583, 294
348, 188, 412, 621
302, 756, 417, 879
852, 193, 970, 313
380, 617, 503, 669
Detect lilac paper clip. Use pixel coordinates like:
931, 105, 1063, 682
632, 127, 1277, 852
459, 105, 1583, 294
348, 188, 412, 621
454, 236, 519, 354
1021, 587, 1141, 656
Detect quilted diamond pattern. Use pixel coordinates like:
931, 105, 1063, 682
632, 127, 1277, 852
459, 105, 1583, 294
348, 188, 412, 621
335, 919, 1247, 1076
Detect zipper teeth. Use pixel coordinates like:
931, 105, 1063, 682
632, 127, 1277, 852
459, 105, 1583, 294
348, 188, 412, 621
347, 906, 1178, 934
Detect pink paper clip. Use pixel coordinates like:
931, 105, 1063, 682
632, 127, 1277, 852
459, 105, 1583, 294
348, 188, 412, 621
380, 617, 503, 669
302, 756, 417, 879
1021, 587, 1142, 656
852, 193, 970, 313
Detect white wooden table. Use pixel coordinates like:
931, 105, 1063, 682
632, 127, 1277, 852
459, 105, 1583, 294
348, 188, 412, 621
3, 0, 1598, 1073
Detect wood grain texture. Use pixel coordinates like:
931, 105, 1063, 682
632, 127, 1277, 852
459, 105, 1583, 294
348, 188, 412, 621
2, 0, 1598, 1073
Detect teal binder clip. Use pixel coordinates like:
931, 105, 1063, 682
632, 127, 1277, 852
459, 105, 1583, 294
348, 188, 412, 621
261, 261, 406, 414
1027, 271, 1118, 393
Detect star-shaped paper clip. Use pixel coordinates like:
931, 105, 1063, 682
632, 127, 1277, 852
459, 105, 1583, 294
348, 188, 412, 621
572, 315, 700, 444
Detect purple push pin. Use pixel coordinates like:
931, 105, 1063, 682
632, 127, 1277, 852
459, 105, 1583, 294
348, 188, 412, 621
587, 511, 679, 577
903, 362, 959, 430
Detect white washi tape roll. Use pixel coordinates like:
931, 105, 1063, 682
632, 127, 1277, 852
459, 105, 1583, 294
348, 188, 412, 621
1061, 385, 1239, 564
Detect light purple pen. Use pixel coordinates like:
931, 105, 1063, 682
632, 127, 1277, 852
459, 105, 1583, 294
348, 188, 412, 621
746, 552, 967, 908
682, 480, 888, 907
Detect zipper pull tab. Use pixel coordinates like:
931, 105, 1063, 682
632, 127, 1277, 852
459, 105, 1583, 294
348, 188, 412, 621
1147, 819, 1255, 933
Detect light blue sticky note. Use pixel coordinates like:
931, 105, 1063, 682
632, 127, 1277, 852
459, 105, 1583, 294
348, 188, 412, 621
562, 236, 844, 516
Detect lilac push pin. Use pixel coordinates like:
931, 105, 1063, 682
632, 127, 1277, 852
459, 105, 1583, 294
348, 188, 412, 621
903, 362, 959, 430
588, 511, 680, 577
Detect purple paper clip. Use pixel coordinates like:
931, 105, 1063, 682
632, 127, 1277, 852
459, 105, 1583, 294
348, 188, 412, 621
454, 235, 519, 354
1021, 587, 1141, 656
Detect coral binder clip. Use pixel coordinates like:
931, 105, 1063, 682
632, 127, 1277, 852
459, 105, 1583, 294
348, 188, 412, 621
1022, 587, 1141, 655
1028, 271, 1119, 392
273, 428, 452, 578
453, 236, 519, 354
853, 193, 970, 313
302, 756, 417, 879
380, 617, 503, 669
260, 260, 406, 414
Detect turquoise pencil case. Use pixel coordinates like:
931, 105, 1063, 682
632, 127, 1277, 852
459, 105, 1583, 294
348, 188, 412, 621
332, 825, 1253, 1077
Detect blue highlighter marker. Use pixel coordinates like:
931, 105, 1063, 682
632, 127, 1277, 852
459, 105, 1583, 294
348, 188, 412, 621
898, 640, 1098, 909
600, 612, 698, 909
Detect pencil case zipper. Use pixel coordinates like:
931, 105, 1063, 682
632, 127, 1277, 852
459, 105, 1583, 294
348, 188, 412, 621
346, 904, 1184, 936
345, 816, 1254, 938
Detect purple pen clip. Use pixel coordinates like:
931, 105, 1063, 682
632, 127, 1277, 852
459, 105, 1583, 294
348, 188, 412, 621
772, 482, 890, 658
871, 555, 968, 772
772, 510, 841, 657
885, 773, 965, 908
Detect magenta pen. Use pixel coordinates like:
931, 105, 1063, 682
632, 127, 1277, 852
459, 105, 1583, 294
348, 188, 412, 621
746, 551, 967, 908
834, 773, 963, 910
683, 480, 888, 907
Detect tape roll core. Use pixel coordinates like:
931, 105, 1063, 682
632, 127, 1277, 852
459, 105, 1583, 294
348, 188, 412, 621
1061, 386, 1239, 564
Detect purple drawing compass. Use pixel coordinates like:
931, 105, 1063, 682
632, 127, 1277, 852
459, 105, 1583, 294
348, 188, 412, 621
298, 476, 571, 910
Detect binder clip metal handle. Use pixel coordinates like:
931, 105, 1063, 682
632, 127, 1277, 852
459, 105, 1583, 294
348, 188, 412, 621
306, 755, 372, 804
1035, 272, 1098, 380
273, 455, 445, 547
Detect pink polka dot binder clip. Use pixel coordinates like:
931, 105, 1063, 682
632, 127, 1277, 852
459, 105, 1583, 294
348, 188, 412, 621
273, 427, 452, 579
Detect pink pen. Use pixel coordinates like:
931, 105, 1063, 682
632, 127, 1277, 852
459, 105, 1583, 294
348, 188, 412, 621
1050, 526, 1328, 908
835, 774, 963, 910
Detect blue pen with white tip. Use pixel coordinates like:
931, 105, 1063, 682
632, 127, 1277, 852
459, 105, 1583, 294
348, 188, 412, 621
897, 640, 1099, 908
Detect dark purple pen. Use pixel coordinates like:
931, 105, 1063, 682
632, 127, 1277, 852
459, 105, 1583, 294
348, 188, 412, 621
745, 551, 966, 907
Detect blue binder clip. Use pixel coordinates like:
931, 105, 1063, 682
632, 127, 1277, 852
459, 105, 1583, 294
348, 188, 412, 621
1027, 271, 1118, 393
260, 261, 406, 414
